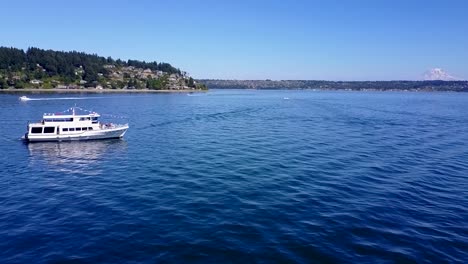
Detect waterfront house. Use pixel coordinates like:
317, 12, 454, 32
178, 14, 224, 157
30, 80, 43, 84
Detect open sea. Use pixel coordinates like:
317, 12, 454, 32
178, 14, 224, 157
0, 89, 467, 263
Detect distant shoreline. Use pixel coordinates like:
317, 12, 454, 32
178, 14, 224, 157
198, 80, 468, 92
0, 88, 206, 94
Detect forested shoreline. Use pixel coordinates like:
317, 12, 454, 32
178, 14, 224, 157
0, 47, 206, 90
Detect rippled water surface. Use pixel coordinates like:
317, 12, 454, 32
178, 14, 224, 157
1, 90, 467, 263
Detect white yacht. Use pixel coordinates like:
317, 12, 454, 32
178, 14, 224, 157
23, 107, 129, 142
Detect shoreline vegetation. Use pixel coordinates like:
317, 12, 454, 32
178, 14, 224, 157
198, 79, 468, 92
0, 46, 207, 91
0, 88, 206, 93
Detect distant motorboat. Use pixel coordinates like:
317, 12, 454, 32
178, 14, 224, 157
19, 96, 30, 101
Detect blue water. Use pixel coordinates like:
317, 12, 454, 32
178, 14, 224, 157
1, 90, 467, 263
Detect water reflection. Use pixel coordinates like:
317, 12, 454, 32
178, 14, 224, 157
27, 140, 127, 175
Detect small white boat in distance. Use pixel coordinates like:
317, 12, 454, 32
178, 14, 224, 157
22, 107, 129, 142
19, 96, 30, 101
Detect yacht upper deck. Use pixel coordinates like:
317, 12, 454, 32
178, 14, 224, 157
31, 107, 101, 125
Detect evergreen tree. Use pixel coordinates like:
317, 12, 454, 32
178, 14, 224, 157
14, 80, 25, 89
188, 77, 195, 87
0, 78, 7, 89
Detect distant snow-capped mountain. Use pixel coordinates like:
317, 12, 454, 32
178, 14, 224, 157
423, 68, 460, 81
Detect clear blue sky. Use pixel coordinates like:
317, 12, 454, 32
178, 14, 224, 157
1, 0, 467, 80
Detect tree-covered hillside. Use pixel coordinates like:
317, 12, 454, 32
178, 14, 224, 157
0, 46, 206, 90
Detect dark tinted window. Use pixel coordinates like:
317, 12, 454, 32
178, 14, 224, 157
44, 127, 55, 133
88, 127, 93, 130
76, 127, 82, 131
69, 128, 75, 131
82, 127, 88, 131
31, 127, 42, 134
47, 118, 72, 122
63, 128, 69, 132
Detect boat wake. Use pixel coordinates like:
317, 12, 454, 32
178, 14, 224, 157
20, 96, 103, 101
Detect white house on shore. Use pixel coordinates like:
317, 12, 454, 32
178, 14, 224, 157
30, 79, 43, 85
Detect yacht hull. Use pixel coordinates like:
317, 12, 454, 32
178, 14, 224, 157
24, 126, 128, 142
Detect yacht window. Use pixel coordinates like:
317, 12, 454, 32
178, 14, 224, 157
31, 127, 42, 134
76, 127, 82, 131
44, 127, 55, 133
69, 128, 75, 131
82, 127, 88, 131
88, 127, 93, 130
63, 128, 69, 132
92, 117, 98, 124
46, 118, 72, 122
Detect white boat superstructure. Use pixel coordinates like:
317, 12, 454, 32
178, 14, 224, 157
23, 107, 129, 142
